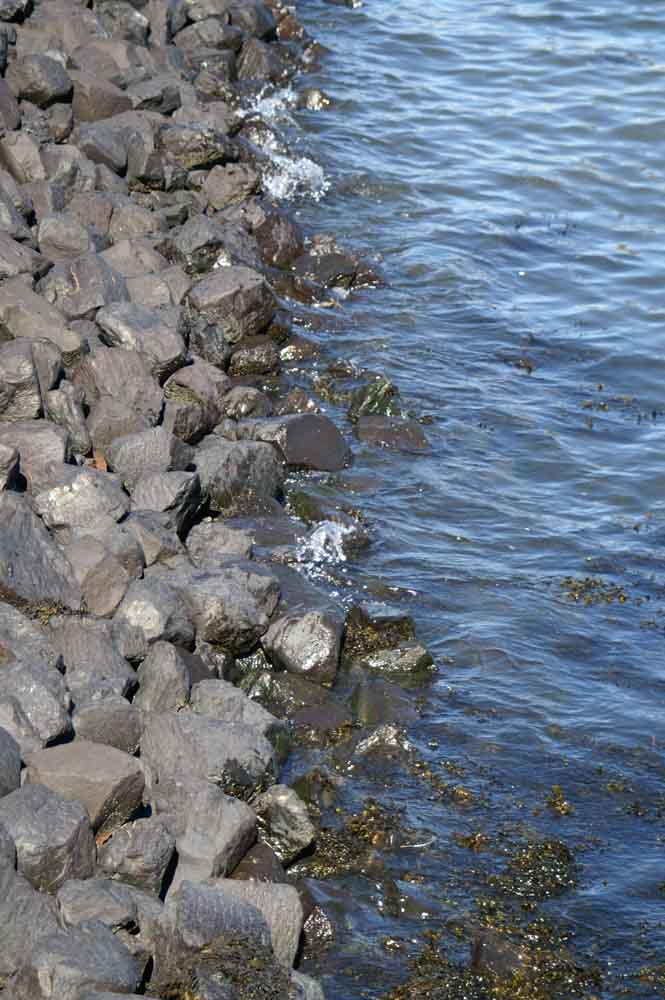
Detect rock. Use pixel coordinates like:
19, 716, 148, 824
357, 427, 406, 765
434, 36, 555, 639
0, 441, 18, 489
131, 470, 201, 536
0, 418, 70, 490
157, 120, 234, 171
187, 265, 275, 343
64, 538, 131, 618
123, 510, 185, 566
195, 436, 283, 512
25, 741, 144, 836
74, 121, 129, 176
50, 616, 136, 703
342, 604, 416, 663
97, 816, 176, 896
228, 336, 280, 377
162, 215, 231, 276
71, 70, 134, 122
58, 877, 138, 931
12, 919, 142, 999
187, 519, 253, 566
0, 130, 45, 185
0, 784, 95, 892
73, 348, 163, 431
32, 465, 129, 533
221, 385, 273, 420
0, 866, 61, 981
204, 163, 259, 211
134, 640, 191, 714
263, 612, 342, 687
170, 783, 256, 892
127, 73, 182, 114
45, 381, 92, 455
114, 576, 195, 647
291, 972, 326, 1000
141, 708, 277, 810
0, 0, 31, 19
188, 316, 231, 368
106, 426, 194, 490
0, 78, 20, 131
348, 375, 400, 422
162, 358, 230, 444
0, 725, 20, 798
0, 276, 84, 357
190, 678, 289, 763
210, 879, 302, 968
253, 785, 316, 866
230, 841, 287, 884
237, 37, 284, 83
235, 414, 351, 472
48, 102, 74, 142
0, 339, 42, 422
8, 54, 73, 108
0, 232, 49, 280
37, 252, 129, 321
0, 492, 82, 611
354, 415, 428, 451
254, 206, 304, 269
244, 671, 330, 722
354, 642, 434, 676
95, 303, 187, 382
0, 657, 71, 749
97, 0, 150, 44
73, 697, 142, 755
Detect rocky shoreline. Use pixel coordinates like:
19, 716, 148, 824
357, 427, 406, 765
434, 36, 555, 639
0, 0, 435, 996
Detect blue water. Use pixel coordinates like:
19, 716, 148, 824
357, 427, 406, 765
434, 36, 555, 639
262, 1, 665, 995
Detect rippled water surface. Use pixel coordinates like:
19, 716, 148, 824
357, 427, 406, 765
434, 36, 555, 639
263, 1, 665, 995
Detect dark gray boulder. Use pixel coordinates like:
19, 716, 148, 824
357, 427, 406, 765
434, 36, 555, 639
0, 77, 20, 131
252, 785, 316, 865
0, 231, 49, 280
71, 70, 134, 122
195, 436, 284, 512
190, 679, 289, 763
130, 470, 201, 536
123, 510, 185, 566
157, 120, 234, 171
57, 877, 138, 931
354, 642, 435, 676
262, 611, 342, 688
0, 339, 42, 422
162, 358, 230, 444
187, 265, 275, 343
64, 538, 131, 618
106, 426, 194, 490
0, 784, 95, 892
134, 640, 192, 714
234, 413, 351, 472
354, 414, 429, 451
0, 866, 61, 982
236, 37, 285, 83
187, 519, 253, 567
37, 252, 129, 321
97, 816, 176, 896
45, 381, 92, 455
73, 696, 142, 755
221, 385, 273, 420
50, 616, 136, 703
0, 725, 20, 798
162, 215, 231, 275
24, 741, 145, 836
0, 441, 18, 489
114, 576, 195, 646
203, 163, 259, 211
74, 347, 163, 430
209, 879, 302, 968
32, 465, 129, 533
0, 419, 69, 490
0, 658, 72, 749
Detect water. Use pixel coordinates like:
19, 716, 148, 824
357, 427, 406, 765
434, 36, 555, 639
258, 2, 665, 996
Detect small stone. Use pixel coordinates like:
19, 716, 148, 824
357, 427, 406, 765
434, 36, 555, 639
253, 785, 316, 865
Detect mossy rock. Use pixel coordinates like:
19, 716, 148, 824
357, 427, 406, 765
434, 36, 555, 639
348, 375, 401, 422
343, 605, 416, 665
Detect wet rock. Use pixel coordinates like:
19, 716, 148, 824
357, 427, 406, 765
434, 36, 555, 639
96, 302, 187, 382
0, 276, 84, 357
73, 697, 142, 755
158, 120, 234, 171
32, 465, 129, 533
141, 708, 277, 810
0, 492, 82, 611
0, 866, 61, 981
114, 576, 195, 647
204, 163, 259, 211
195, 436, 284, 512
236, 413, 351, 472
210, 879, 302, 968
106, 426, 194, 491
190, 678, 290, 762
348, 375, 400, 422
263, 612, 342, 688
45, 381, 92, 455
228, 336, 280, 377
50, 616, 136, 703
354, 642, 434, 676
291, 971, 326, 1000
230, 840, 287, 884
342, 604, 416, 664
0, 784, 95, 892
25, 741, 145, 836
221, 385, 273, 419
237, 37, 285, 82
8, 54, 73, 108
71, 70, 133, 122
188, 265, 275, 343
470, 927, 529, 980
171, 783, 256, 892
0, 725, 20, 798
64, 537, 131, 617
294, 239, 382, 289
123, 510, 186, 566
354, 414, 428, 451
37, 252, 129, 321
350, 676, 419, 727
162, 214, 229, 276
0, 231, 49, 280
187, 519, 253, 566
131, 469, 201, 536
134, 640, 192, 714
253, 785, 316, 865
75, 348, 163, 432
245, 670, 331, 721
97, 816, 176, 896
12, 919, 142, 999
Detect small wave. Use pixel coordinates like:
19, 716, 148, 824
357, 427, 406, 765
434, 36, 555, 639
248, 85, 298, 123
263, 152, 330, 202
296, 520, 355, 566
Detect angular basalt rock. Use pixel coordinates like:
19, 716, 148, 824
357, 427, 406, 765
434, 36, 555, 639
37, 252, 129, 321
50, 616, 136, 703
208, 879, 302, 968
134, 639, 192, 715
0, 866, 61, 982
70, 71, 134, 122
73, 696, 142, 755
122, 510, 185, 567
0, 725, 20, 798
157, 120, 235, 171
130, 469, 201, 536
97, 815, 176, 896
190, 678, 289, 763
233, 413, 351, 472
114, 576, 195, 647
96, 300, 187, 382
64, 538, 131, 618
187, 519, 253, 566
106, 426, 194, 491
75, 348, 163, 431
354, 414, 429, 451
8, 54, 73, 108
32, 465, 129, 533
0, 231, 49, 280
187, 265, 276, 343
195, 436, 284, 512
0, 276, 84, 358
252, 785, 316, 865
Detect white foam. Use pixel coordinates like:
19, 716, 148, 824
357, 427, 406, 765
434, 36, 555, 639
263, 153, 330, 202
296, 520, 355, 566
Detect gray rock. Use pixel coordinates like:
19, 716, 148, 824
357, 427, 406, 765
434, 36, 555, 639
49, 102, 74, 143
134, 640, 191, 714
228, 337, 280, 377
291, 971, 326, 1000
50, 616, 136, 703
220, 385, 273, 420
24, 741, 145, 836
170, 783, 256, 893
0, 130, 45, 185
58, 877, 138, 930
0, 725, 20, 798
162, 358, 231, 444
0, 784, 95, 892
114, 576, 195, 646
97, 816, 175, 896
204, 163, 259, 211
0, 441, 18, 489
354, 414, 429, 451
190, 679, 289, 763
96, 0, 150, 44
0, 491, 82, 610
127, 73, 182, 114
189, 317, 231, 368
86, 399, 151, 455
130, 470, 201, 536
45, 381, 92, 455
12, 919, 141, 999
0, 658, 71, 749
141, 708, 277, 810
210, 879, 302, 968
0, 231, 49, 280
74, 347, 163, 430
32, 465, 129, 533
162, 215, 229, 276
71, 70, 134, 122
8, 54, 73, 108
188, 265, 275, 343
101, 237, 169, 279
73, 696, 142, 755
0, 77, 20, 131
355, 642, 435, 675
253, 785, 316, 865
263, 611, 342, 688
228, 0, 276, 40
64, 538, 131, 617
37, 252, 129, 321
123, 510, 185, 566
187, 519, 253, 567
106, 426, 194, 490
237, 36, 284, 82
0, 0, 31, 20
0, 339, 42, 422
195, 436, 283, 512
0, 866, 61, 981
74, 122, 129, 176
235, 413, 351, 472
0, 418, 69, 490
0, 695, 41, 754
157, 120, 234, 171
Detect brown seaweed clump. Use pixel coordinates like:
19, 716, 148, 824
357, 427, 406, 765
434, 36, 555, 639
156, 933, 291, 1000
490, 839, 578, 901
342, 605, 416, 664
